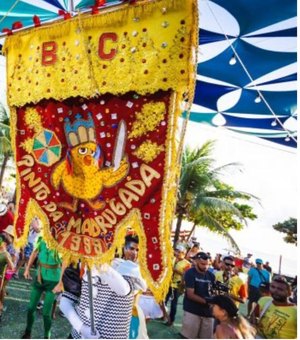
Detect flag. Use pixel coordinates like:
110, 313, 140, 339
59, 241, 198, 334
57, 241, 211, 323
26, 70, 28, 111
5, 0, 198, 301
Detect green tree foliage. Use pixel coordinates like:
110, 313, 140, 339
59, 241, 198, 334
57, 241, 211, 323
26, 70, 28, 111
174, 140, 258, 253
273, 217, 297, 245
208, 181, 257, 231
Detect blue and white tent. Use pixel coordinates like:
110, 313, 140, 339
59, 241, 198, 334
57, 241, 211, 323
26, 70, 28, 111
0, 0, 297, 147
193, 0, 297, 147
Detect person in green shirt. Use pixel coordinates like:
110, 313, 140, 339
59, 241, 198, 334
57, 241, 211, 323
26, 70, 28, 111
21, 236, 61, 339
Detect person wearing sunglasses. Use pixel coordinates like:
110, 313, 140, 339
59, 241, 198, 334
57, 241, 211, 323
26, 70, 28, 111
180, 251, 216, 339
247, 258, 271, 318
215, 256, 247, 306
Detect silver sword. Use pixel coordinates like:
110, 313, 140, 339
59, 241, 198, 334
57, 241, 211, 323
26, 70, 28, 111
113, 120, 127, 170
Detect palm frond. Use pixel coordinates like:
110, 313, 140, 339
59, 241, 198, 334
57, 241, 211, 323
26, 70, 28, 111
0, 136, 12, 155
193, 213, 241, 254
174, 141, 257, 247
193, 195, 244, 219
0, 103, 9, 122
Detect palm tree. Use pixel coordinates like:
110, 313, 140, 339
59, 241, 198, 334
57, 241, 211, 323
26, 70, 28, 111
0, 103, 12, 186
174, 140, 257, 253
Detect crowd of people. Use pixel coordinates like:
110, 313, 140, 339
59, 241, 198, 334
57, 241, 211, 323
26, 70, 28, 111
0, 196, 297, 339
161, 239, 297, 339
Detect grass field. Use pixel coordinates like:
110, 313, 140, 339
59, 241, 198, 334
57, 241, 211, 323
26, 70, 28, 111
0, 268, 183, 339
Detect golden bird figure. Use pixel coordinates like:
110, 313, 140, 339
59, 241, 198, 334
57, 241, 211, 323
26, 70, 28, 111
51, 141, 129, 212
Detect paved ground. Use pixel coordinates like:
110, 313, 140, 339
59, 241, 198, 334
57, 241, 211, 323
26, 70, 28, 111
0, 268, 183, 339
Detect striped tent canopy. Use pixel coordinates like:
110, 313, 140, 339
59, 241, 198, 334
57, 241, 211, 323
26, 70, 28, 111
193, 0, 297, 147
0, 0, 297, 147
0, 1, 123, 31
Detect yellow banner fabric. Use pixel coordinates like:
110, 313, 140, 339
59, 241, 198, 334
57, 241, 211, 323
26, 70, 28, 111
4, 0, 197, 108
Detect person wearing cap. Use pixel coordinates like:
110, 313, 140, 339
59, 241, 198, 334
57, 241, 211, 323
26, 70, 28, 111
180, 251, 216, 339
254, 275, 297, 339
210, 295, 256, 338
247, 258, 271, 318
214, 256, 247, 307
59, 235, 147, 339
164, 244, 191, 326
0, 203, 14, 234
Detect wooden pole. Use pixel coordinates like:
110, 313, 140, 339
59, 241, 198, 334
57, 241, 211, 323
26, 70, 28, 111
278, 255, 282, 274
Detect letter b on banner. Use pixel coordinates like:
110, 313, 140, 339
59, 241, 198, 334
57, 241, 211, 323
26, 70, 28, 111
42, 41, 58, 66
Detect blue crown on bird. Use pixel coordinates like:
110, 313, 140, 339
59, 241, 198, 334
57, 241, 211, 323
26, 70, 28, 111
64, 113, 96, 147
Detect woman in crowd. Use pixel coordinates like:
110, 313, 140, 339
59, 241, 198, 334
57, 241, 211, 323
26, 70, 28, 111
210, 295, 256, 339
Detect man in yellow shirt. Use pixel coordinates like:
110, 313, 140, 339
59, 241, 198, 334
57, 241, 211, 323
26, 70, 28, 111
164, 245, 191, 326
214, 256, 247, 306
256, 275, 297, 339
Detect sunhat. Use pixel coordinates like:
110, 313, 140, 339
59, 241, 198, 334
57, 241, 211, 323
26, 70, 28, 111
0, 203, 7, 216
3, 225, 14, 237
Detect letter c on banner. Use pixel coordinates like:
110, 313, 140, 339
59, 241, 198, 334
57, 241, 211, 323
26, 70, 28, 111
98, 32, 118, 60
42, 41, 58, 66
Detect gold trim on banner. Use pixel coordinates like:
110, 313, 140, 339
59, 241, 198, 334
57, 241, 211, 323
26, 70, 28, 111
4, 0, 197, 108
8, 0, 199, 302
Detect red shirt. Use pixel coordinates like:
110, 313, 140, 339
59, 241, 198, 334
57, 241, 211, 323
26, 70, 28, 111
0, 211, 14, 233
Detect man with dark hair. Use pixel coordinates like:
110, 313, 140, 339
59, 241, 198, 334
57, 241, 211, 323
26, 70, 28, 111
180, 252, 215, 339
255, 276, 297, 339
263, 261, 272, 274
214, 256, 247, 306
123, 235, 139, 262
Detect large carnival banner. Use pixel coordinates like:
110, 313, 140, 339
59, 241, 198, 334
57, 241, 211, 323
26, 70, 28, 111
4, 0, 197, 301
